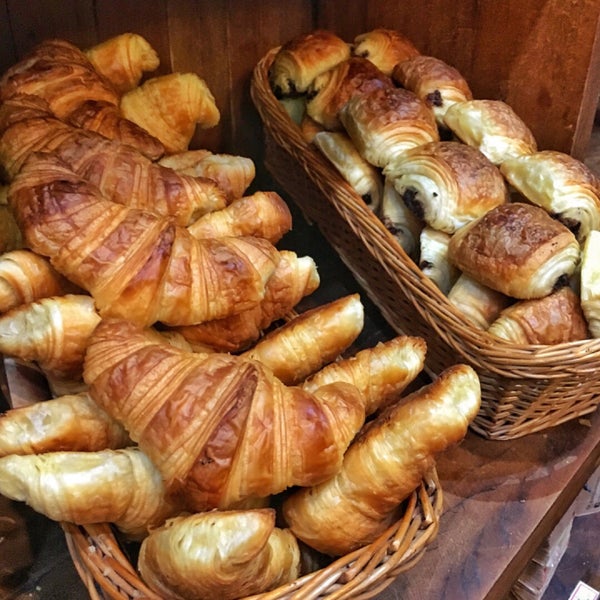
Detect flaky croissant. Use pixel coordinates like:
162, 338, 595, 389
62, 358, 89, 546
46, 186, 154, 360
83, 318, 366, 511
8, 154, 280, 327
138, 509, 300, 600
351, 28, 420, 76
283, 364, 481, 556
581, 230, 600, 337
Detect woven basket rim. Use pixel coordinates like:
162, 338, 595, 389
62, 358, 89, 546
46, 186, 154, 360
63, 468, 442, 600
250, 46, 600, 373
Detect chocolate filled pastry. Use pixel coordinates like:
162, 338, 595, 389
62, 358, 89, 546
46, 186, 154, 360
487, 287, 589, 344
313, 130, 383, 212
384, 141, 508, 233
443, 99, 537, 165
306, 57, 393, 131
448, 202, 580, 299
339, 85, 439, 169
392, 55, 473, 126
351, 28, 420, 76
268, 30, 350, 98
580, 229, 600, 337
500, 150, 600, 243
418, 226, 459, 294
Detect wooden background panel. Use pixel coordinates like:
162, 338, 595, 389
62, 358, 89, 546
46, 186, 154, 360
0, 1, 17, 72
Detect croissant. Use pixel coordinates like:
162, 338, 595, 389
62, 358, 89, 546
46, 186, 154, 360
8, 154, 280, 327
242, 294, 365, 385
351, 28, 420, 76
0, 447, 179, 537
302, 335, 427, 415
282, 364, 481, 556
85, 32, 161, 94
418, 226, 459, 294
500, 150, 600, 244
0, 249, 80, 313
83, 318, 366, 511
447, 202, 580, 299
581, 230, 600, 337
120, 73, 220, 153
268, 30, 351, 98
138, 509, 301, 600
0, 392, 129, 456
383, 140, 508, 233
173, 250, 320, 353
187, 191, 293, 244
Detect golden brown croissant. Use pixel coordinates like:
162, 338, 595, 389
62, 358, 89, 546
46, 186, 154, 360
351, 28, 420, 76
187, 191, 293, 244
120, 73, 220, 153
447, 202, 580, 299
268, 30, 351, 98
487, 286, 590, 344
138, 509, 300, 600
83, 318, 366, 511
0, 392, 129, 456
0, 249, 79, 313
0, 447, 179, 537
8, 154, 280, 327
241, 294, 365, 385
85, 32, 160, 94
580, 230, 600, 337
282, 364, 481, 556
173, 250, 320, 353
302, 335, 427, 415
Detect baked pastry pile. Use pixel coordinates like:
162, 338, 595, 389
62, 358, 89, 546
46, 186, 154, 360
269, 28, 600, 345
0, 32, 481, 598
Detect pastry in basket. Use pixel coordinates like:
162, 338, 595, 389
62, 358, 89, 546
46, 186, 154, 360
83, 318, 366, 511
138, 509, 300, 600
305, 57, 393, 131
120, 72, 221, 154
187, 190, 293, 244
312, 130, 383, 212
268, 30, 350, 98
383, 140, 508, 233
0, 446, 179, 538
242, 294, 364, 385
500, 150, 600, 243
418, 226, 460, 294
447, 273, 512, 330
159, 150, 256, 202
173, 250, 320, 353
299, 113, 325, 142
579, 230, 600, 337
351, 28, 420, 76
379, 177, 423, 259
392, 55, 473, 126
282, 363, 481, 556
84, 32, 160, 94
487, 286, 589, 344
442, 99, 537, 165
8, 154, 280, 327
448, 202, 580, 299
339, 85, 439, 168
0, 249, 79, 313
302, 335, 427, 415
0, 392, 129, 456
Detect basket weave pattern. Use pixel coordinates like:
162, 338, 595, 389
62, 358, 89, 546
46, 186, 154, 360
251, 47, 600, 441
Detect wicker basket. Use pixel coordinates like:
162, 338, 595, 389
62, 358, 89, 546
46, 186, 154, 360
62, 469, 441, 600
251, 46, 600, 441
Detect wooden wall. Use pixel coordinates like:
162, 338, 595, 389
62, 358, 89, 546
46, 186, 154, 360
2, 0, 600, 168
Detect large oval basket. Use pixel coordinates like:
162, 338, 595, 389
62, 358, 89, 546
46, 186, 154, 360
62, 469, 442, 600
250, 46, 600, 441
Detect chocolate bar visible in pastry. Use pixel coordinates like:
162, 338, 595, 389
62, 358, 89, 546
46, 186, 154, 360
419, 226, 459, 294
339, 86, 439, 168
448, 202, 580, 299
392, 55, 473, 126
580, 229, 600, 337
313, 130, 383, 212
487, 287, 589, 344
383, 140, 508, 233
352, 28, 420, 76
268, 30, 350, 98
443, 99, 537, 165
306, 57, 392, 131
500, 150, 600, 243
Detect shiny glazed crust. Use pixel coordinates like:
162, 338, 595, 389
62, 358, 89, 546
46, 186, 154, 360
352, 28, 420, 76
